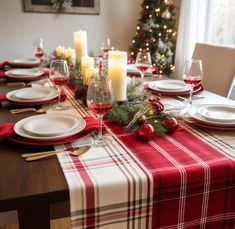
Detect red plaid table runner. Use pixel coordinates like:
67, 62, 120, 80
55, 87, 235, 228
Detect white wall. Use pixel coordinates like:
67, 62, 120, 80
0, 0, 142, 62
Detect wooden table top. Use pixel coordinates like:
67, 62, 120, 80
0, 84, 69, 212
1, 81, 234, 214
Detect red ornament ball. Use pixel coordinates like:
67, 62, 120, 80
164, 118, 178, 133
137, 124, 155, 141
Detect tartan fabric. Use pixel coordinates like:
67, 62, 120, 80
56, 86, 235, 228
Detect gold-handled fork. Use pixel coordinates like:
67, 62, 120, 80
10, 107, 48, 114
21, 146, 91, 162
7, 82, 32, 87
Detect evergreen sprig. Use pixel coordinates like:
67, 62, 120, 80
105, 81, 173, 136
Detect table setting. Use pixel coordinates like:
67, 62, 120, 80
0, 87, 67, 106
0, 58, 41, 69
1, 31, 235, 229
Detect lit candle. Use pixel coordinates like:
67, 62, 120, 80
65, 47, 76, 65
55, 45, 65, 57
74, 30, 87, 63
108, 51, 127, 101
81, 56, 94, 79
85, 67, 99, 85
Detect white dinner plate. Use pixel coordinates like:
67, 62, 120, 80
153, 80, 189, 91
6, 87, 58, 103
127, 64, 139, 74
148, 80, 191, 92
188, 105, 235, 127
5, 68, 43, 78
197, 105, 235, 122
14, 114, 86, 141
23, 115, 79, 137
127, 64, 152, 75
13, 88, 54, 100
8, 58, 40, 67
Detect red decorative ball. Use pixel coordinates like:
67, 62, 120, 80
164, 118, 178, 133
137, 124, 155, 141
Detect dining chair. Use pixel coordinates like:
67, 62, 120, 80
227, 75, 235, 100
192, 43, 235, 97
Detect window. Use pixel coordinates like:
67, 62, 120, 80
208, 0, 235, 46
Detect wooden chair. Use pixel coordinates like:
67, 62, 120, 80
192, 43, 235, 97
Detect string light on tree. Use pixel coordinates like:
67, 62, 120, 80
129, 0, 177, 75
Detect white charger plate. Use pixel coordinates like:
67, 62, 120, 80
6, 87, 58, 102
23, 115, 79, 137
14, 114, 86, 141
188, 105, 235, 127
148, 80, 191, 93
5, 68, 43, 78
8, 58, 40, 66
197, 104, 235, 123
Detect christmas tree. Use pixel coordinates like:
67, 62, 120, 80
129, 0, 177, 75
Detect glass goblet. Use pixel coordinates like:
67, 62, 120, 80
33, 38, 44, 60
182, 59, 203, 106
135, 51, 152, 87
101, 38, 111, 59
49, 59, 69, 110
87, 74, 114, 145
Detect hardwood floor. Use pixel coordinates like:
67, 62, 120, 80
0, 217, 71, 229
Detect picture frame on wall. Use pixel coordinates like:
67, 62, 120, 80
24, 0, 100, 15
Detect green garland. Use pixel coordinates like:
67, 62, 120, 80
106, 81, 173, 136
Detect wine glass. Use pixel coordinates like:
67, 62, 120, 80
49, 59, 70, 110
101, 38, 111, 59
33, 38, 44, 61
87, 74, 114, 145
182, 59, 203, 111
135, 51, 152, 86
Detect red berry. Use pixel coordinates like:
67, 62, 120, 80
137, 124, 155, 141
149, 96, 164, 112
164, 118, 178, 133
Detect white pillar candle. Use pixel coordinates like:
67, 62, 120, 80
55, 45, 65, 57
85, 67, 99, 85
65, 47, 76, 65
81, 56, 94, 79
74, 30, 87, 63
108, 51, 127, 101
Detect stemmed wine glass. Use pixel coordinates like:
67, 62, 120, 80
87, 74, 114, 145
135, 51, 152, 87
33, 38, 44, 61
182, 59, 203, 111
49, 59, 70, 110
101, 38, 111, 59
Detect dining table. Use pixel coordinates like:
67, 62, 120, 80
1, 76, 235, 229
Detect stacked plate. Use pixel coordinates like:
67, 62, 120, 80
14, 114, 86, 141
148, 80, 191, 95
6, 87, 59, 104
188, 104, 235, 130
5, 68, 44, 80
8, 58, 41, 68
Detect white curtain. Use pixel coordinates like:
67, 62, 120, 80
174, 0, 212, 79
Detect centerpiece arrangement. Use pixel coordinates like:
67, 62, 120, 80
51, 30, 178, 141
